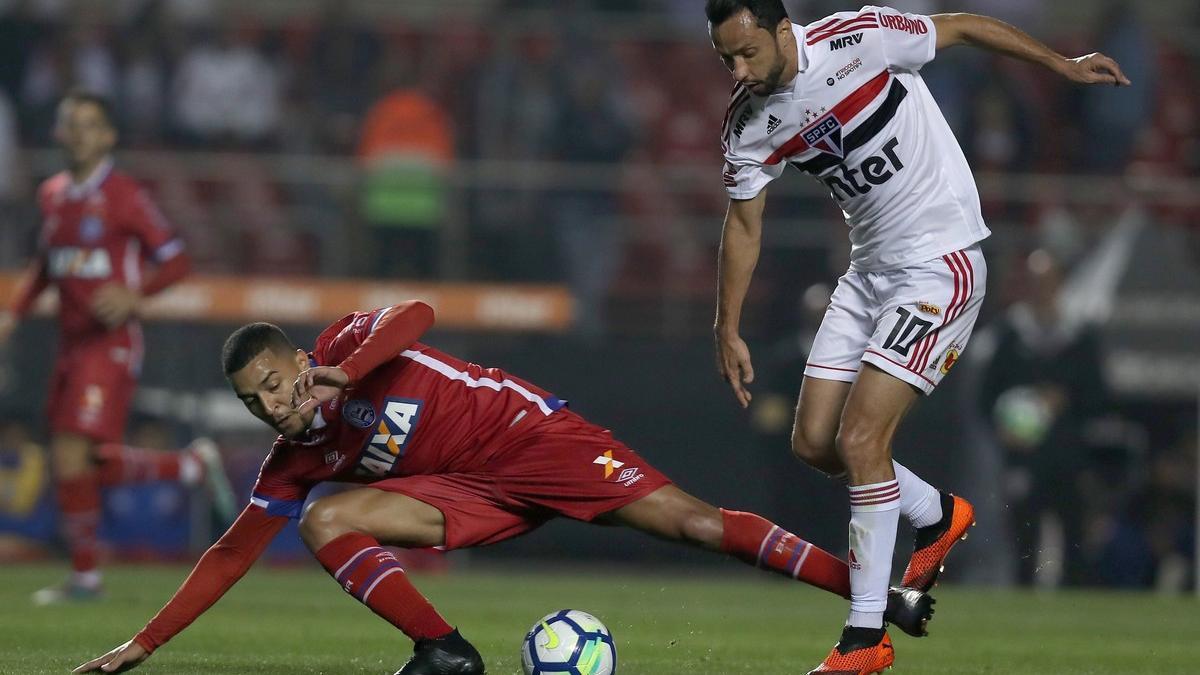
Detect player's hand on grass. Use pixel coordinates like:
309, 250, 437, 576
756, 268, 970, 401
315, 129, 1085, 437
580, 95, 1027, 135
715, 330, 754, 408
292, 365, 350, 416
1060, 52, 1130, 86
91, 283, 142, 328
73, 639, 149, 673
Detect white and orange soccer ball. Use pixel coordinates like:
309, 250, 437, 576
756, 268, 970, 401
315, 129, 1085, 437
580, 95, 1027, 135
521, 609, 617, 675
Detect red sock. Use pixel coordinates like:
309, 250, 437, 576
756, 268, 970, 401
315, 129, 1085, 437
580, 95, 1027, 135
720, 509, 851, 598
315, 533, 453, 642
95, 443, 188, 486
56, 474, 102, 573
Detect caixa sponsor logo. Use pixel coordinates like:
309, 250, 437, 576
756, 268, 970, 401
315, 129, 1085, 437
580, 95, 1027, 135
821, 137, 905, 200
48, 247, 112, 279
354, 398, 422, 477
880, 14, 927, 35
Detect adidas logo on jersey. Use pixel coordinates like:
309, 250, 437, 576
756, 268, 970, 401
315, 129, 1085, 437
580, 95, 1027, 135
767, 114, 782, 135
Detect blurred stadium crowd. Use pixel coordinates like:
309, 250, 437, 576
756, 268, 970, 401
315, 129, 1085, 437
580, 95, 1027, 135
0, 0, 1197, 591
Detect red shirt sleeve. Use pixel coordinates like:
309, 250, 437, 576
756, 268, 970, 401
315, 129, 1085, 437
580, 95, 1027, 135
10, 182, 55, 316
123, 185, 191, 296
132, 505, 288, 653
248, 439, 315, 519
324, 302, 435, 383
8, 257, 49, 318
139, 252, 190, 296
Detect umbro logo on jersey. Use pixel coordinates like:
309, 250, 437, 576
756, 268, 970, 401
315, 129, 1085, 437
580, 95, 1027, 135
829, 33, 863, 50
767, 114, 782, 135
617, 466, 645, 487
802, 114, 844, 158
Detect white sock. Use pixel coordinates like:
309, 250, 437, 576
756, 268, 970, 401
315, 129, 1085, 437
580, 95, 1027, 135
847, 479, 901, 629
179, 454, 202, 486
73, 570, 102, 589
892, 460, 942, 529
833, 463, 942, 529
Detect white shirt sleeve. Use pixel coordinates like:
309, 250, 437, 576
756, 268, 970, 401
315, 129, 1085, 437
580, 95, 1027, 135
722, 149, 785, 201
867, 5, 937, 72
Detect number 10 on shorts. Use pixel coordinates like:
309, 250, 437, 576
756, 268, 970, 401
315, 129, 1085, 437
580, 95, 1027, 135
881, 307, 933, 357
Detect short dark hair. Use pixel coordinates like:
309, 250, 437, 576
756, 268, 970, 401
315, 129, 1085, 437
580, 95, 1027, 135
221, 322, 297, 376
705, 0, 789, 31
60, 89, 117, 130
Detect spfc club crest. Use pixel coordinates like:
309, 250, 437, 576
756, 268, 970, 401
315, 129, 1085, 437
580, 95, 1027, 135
802, 113, 844, 158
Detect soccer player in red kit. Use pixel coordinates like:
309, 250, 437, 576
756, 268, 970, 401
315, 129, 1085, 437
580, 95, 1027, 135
0, 91, 234, 604
76, 300, 934, 675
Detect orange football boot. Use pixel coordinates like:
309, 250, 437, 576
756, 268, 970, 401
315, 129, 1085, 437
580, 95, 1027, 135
807, 626, 894, 675
901, 491, 975, 592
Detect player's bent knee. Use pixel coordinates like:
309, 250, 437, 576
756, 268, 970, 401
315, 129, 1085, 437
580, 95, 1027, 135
790, 422, 836, 465
298, 497, 354, 550
834, 424, 890, 469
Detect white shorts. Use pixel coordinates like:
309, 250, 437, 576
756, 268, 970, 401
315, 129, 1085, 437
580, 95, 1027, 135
804, 244, 986, 395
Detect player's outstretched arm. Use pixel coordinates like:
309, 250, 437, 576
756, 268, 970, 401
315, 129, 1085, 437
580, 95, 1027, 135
73, 505, 288, 673
932, 13, 1130, 86
1, 258, 49, 345
715, 192, 767, 409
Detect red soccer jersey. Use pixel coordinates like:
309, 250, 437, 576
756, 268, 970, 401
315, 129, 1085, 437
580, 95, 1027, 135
27, 159, 185, 338
249, 307, 567, 518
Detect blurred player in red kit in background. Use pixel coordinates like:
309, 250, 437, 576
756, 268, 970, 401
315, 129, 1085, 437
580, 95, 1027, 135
0, 91, 235, 604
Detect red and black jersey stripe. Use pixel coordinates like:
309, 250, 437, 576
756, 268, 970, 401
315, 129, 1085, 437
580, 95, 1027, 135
806, 14, 879, 46
763, 69, 899, 167
721, 84, 751, 151
791, 79, 908, 174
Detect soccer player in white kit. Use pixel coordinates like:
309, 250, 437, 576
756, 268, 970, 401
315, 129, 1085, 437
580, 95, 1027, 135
705, 1, 1129, 672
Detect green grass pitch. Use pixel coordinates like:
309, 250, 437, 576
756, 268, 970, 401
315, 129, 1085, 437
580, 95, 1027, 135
2, 564, 1196, 674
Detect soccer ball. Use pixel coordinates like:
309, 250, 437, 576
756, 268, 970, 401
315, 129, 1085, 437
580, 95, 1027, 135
521, 609, 617, 675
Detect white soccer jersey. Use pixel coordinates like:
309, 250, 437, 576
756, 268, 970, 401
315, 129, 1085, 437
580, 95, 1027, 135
721, 6, 991, 271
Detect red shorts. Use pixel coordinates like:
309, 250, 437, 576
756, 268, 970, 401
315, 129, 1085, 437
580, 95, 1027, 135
47, 328, 142, 443
373, 411, 672, 549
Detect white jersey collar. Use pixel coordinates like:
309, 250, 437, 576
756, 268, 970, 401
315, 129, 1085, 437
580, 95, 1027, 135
66, 157, 114, 201
769, 23, 807, 100
310, 406, 328, 430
